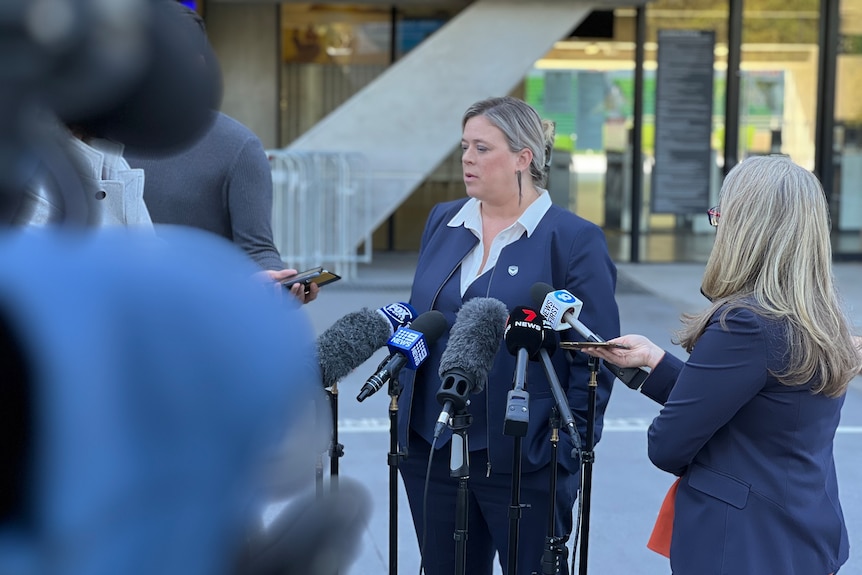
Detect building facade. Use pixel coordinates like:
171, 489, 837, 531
193, 0, 862, 262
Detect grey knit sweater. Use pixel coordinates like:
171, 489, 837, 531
125, 112, 284, 271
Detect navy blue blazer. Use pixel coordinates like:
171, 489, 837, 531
642, 306, 849, 575
398, 198, 620, 475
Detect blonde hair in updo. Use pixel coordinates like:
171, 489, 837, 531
462, 96, 555, 188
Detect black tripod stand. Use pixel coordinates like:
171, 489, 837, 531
386, 373, 406, 575
533, 345, 581, 575
504, 349, 530, 575
435, 367, 475, 575
449, 408, 473, 575
572, 356, 600, 575
314, 384, 344, 498
323, 384, 344, 494
534, 408, 569, 575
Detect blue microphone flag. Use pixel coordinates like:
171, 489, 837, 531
386, 327, 429, 370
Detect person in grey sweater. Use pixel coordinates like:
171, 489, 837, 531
125, 109, 318, 302
125, 5, 318, 303
125, 110, 281, 270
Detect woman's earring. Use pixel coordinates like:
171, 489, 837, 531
516, 170, 523, 203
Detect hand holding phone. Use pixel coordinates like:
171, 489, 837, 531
280, 267, 341, 292
559, 341, 631, 350
562, 334, 666, 374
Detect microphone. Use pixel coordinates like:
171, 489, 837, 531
357, 310, 448, 402
502, 306, 544, 437
376, 302, 419, 334
504, 306, 545, 389
530, 282, 649, 390
434, 297, 508, 439
531, 283, 581, 332
316, 302, 417, 389
531, 322, 581, 455
539, 318, 559, 357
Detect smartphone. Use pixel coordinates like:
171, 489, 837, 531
560, 341, 631, 350
280, 267, 341, 291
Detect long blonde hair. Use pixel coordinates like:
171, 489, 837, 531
677, 155, 861, 397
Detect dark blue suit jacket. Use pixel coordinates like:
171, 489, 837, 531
642, 306, 849, 575
398, 198, 620, 475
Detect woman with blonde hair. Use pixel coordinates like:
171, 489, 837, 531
398, 96, 620, 575
583, 154, 861, 575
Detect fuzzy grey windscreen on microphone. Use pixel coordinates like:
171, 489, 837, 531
316, 308, 392, 388
438, 297, 509, 394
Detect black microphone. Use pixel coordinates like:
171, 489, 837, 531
530, 323, 581, 456
316, 303, 417, 389
502, 306, 544, 437
530, 282, 650, 390
539, 319, 558, 358
504, 306, 545, 388
433, 297, 509, 439
357, 310, 447, 402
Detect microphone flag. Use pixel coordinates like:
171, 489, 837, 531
538, 289, 582, 331
386, 326, 429, 370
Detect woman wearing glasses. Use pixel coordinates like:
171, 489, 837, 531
582, 154, 861, 575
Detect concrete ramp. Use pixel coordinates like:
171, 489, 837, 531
287, 1, 608, 245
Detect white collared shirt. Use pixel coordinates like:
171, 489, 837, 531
447, 191, 552, 296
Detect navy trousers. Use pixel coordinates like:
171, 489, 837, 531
399, 430, 578, 575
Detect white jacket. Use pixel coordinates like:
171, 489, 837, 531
67, 136, 153, 227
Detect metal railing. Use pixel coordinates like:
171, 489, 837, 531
268, 151, 372, 281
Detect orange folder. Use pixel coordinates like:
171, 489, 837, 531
646, 477, 680, 558
646, 478, 834, 575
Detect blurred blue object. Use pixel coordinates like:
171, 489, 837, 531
0, 227, 325, 575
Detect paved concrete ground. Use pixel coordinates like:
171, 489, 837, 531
293, 253, 862, 575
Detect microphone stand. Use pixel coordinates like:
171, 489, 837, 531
326, 383, 344, 491
537, 349, 582, 458
435, 367, 475, 575
387, 373, 405, 575
449, 406, 473, 575
315, 451, 324, 499
504, 348, 530, 575
576, 357, 600, 575
320, 384, 344, 575
533, 347, 577, 575
533, 408, 568, 575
